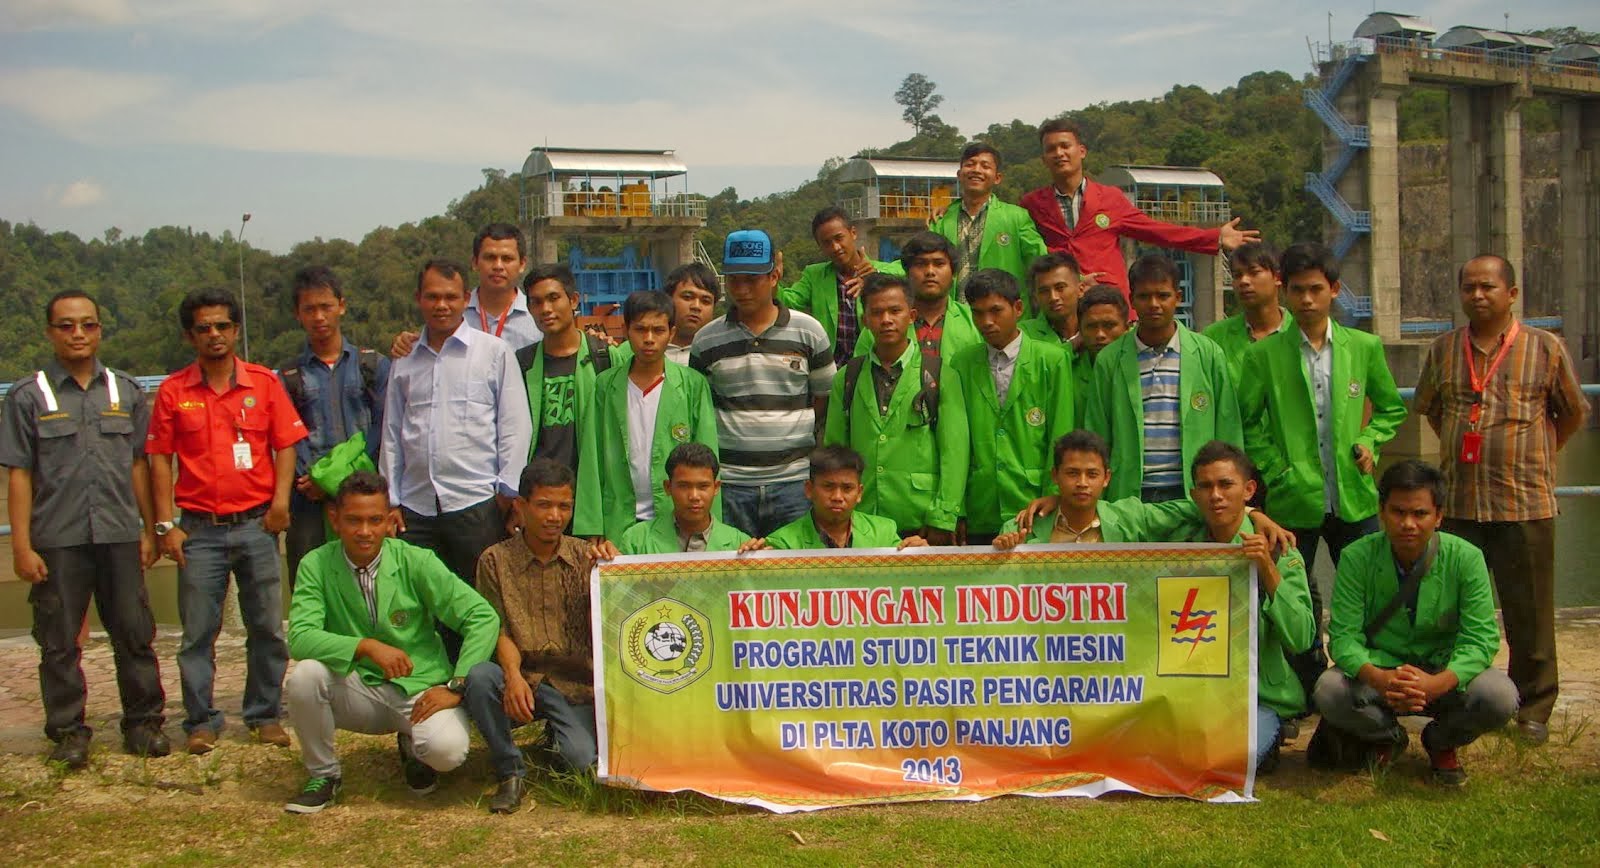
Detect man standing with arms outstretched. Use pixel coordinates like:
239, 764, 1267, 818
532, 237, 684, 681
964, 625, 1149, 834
1413, 254, 1587, 746
1020, 118, 1257, 301
148, 289, 307, 755
1, 290, 168, 768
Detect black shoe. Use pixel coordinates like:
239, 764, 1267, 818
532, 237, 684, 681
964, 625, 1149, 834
1257, 740, 1281, 775
488, 776, 526, 814
124, 724, 171, 758
49, 731, 91, 770
1278, 719, 1301, 743
398, 733, 437, 795
1516, 719, 1549, 746
284, 776, 341, 814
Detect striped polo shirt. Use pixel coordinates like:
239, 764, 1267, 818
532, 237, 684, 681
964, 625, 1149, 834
1135, 328, 1183, 492
691, 304, 836, 485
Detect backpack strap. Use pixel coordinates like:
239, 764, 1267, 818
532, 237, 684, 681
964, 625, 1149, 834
1364, 534, 1441, 644
587, 333, 614, 374
356, 348, 382, 413
278, 364, 312, 432
839, 356, 870, 439
841, 350, 942, 432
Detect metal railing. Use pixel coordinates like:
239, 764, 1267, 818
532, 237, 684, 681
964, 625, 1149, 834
522, 189, 707, 220
1130, 200, 1232, 225
1322, 36, 1600, 78
839, 191, 952, 222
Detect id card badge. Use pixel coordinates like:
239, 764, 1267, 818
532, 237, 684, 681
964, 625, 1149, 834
1459, 430, 1484, 465
232, 439, 254, 471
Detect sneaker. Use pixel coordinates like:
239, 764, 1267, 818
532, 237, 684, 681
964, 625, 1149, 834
186, 728, 217, 755
1428, 746, 1467, 786
49, 731, 91, 770
124, 724, 171, 758
284, 776, 341, 814
251, 723, 292, 748
488, 776, 527, 814
398, 734, 437, 795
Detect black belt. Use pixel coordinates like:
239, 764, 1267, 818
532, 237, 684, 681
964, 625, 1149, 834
182, 503, 270, 526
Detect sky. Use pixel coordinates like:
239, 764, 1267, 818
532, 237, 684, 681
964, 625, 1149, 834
2, 0, 1595, 251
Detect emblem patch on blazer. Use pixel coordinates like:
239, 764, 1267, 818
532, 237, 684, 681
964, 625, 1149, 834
996, 232, 1011, 247
1094, 213, 1111, 229
1347, 380, 1362, 398
670, 423, 690, 443
390, 610, 408, 628
1191, 393, 1210, 412
1025, 407, 1045, 427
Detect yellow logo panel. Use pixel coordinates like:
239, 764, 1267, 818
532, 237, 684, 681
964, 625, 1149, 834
1157, 576, 1230, 677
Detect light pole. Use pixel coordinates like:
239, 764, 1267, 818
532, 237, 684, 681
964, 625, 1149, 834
237, 212, 252, 361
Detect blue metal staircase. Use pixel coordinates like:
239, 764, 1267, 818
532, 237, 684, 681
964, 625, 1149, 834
1303, 51, 1373, 323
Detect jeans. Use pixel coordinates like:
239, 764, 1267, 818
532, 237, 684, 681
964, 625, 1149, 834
31, 542, 165, 741
464, 661, 597, 780
721, 480, 809, 538
176, 515, 287, 734
285, 659, 470, 779
1254, 705, 1281, 766
400, 497, 506, 659
284, 502, 331, 596
1313, 668, 1519, 750
1285, 513, 1379, 699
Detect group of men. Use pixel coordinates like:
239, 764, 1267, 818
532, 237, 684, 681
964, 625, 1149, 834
4, 120, 1588, 814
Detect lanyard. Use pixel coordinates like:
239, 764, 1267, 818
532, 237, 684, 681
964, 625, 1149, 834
35, 369, 119, 412
479, 304, 510, 338
1464, 320, 1519, 427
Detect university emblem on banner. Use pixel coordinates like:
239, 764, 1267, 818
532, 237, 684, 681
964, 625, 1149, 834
621, 598, 712, 694
1157, 576, 1230, 677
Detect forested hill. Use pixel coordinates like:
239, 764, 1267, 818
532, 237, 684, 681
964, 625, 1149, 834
0, 69, 1568, 381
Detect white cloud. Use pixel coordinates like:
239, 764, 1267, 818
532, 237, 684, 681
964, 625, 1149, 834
0, 67, 168, 128
0, 0, 133, 31
57, 179, 106, 207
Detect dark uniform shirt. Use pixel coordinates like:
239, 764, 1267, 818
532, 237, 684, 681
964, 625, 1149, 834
0, 359, 149, 548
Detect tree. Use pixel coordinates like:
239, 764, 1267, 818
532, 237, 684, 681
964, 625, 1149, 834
894, 73, 944, 136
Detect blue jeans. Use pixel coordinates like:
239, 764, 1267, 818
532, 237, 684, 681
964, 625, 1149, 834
176, 516, 287, 734
464, 661, 597, 779
1254, 705, 1282, 766
721, 480, 809, 538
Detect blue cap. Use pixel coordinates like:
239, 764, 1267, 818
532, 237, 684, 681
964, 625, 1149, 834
722, 229, 775, 275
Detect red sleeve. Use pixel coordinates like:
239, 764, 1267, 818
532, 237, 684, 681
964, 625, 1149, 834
264, 373, 309, 450
1107, 187, 1220, 254
144, 381, 178, 455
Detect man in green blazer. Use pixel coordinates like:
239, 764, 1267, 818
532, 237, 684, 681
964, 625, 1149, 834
750, 446, 926, 550
824, 274, 967, 543
929, 143, 1048, 310
588, 291, 718, 540
853, 232, 981, 361
616, 444, 750, 554
778, 206, 903, 362
1185, 441, 1314, 772
284, 471, 502, 814
1070, 285, 1129, 424
1086, 255, 1240, 503
517, 263, 623, 537
1315, 460, 1517, 786
1020, 251, 1084, 348
1202, 241, 1292, 383
952, 270, 1074, 542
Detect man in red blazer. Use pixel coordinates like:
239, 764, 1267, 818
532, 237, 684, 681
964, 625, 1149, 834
1020, 118, 1257, 302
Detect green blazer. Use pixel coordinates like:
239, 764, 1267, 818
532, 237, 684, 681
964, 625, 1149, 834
1085, 324, 1241, 501
1185, 516, 1314, 718
779, 259, 903, 357
929, 197, 1048, 313
823, 344, 969, 533
1237, 322, 1407, 527
616, 513, 750, 554
589, 361, 720, 539
1201, 309, 1293, 384
999, 498, 1203, 544
1019, 316, 1071, 348
521, 336, 623, 536
287, 537, 501, 696
1328, 532, 1501, 690
952, 332, 1075, 534
853, 299, 982, 361
766, 510, 902, 549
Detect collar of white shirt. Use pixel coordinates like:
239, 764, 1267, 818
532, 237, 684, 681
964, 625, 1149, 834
988, 332, 1023, 365
1134, 327, 1181, 355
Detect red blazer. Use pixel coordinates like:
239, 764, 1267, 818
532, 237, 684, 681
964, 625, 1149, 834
1020, 179, 1220, 296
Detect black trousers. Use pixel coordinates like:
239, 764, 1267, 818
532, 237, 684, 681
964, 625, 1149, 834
400, 497, 507, 657
1286, 512, 1379, 700
284, 502, 329, 596
31, 542, 165, 741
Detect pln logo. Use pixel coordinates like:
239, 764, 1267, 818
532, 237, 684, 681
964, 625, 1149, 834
620, 597, 713, 694
1157, 576, 1230, 677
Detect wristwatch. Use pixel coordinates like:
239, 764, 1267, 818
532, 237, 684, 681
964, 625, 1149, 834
153, 520, 176, 537
446, 676, 467, 695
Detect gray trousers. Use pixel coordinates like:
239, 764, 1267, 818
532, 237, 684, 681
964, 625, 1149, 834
285, 659, 470, 779
1313, 667, 1519, 750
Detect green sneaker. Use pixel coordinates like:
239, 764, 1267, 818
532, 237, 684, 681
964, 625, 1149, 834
284, 776, 341, 814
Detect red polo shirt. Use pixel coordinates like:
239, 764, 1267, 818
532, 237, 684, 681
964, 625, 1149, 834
146, 359, 307, 515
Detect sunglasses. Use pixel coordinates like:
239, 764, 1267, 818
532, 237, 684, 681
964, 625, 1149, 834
50, 321, 102, 334
190, 321, 238, 335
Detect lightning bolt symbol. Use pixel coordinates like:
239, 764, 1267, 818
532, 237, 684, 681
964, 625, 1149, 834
1173, 587, 1214, 659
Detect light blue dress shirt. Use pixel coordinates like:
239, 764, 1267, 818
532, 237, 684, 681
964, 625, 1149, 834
465, 287, 543, 351
1298, 324, 1338, 514
380, 320, 532, 515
